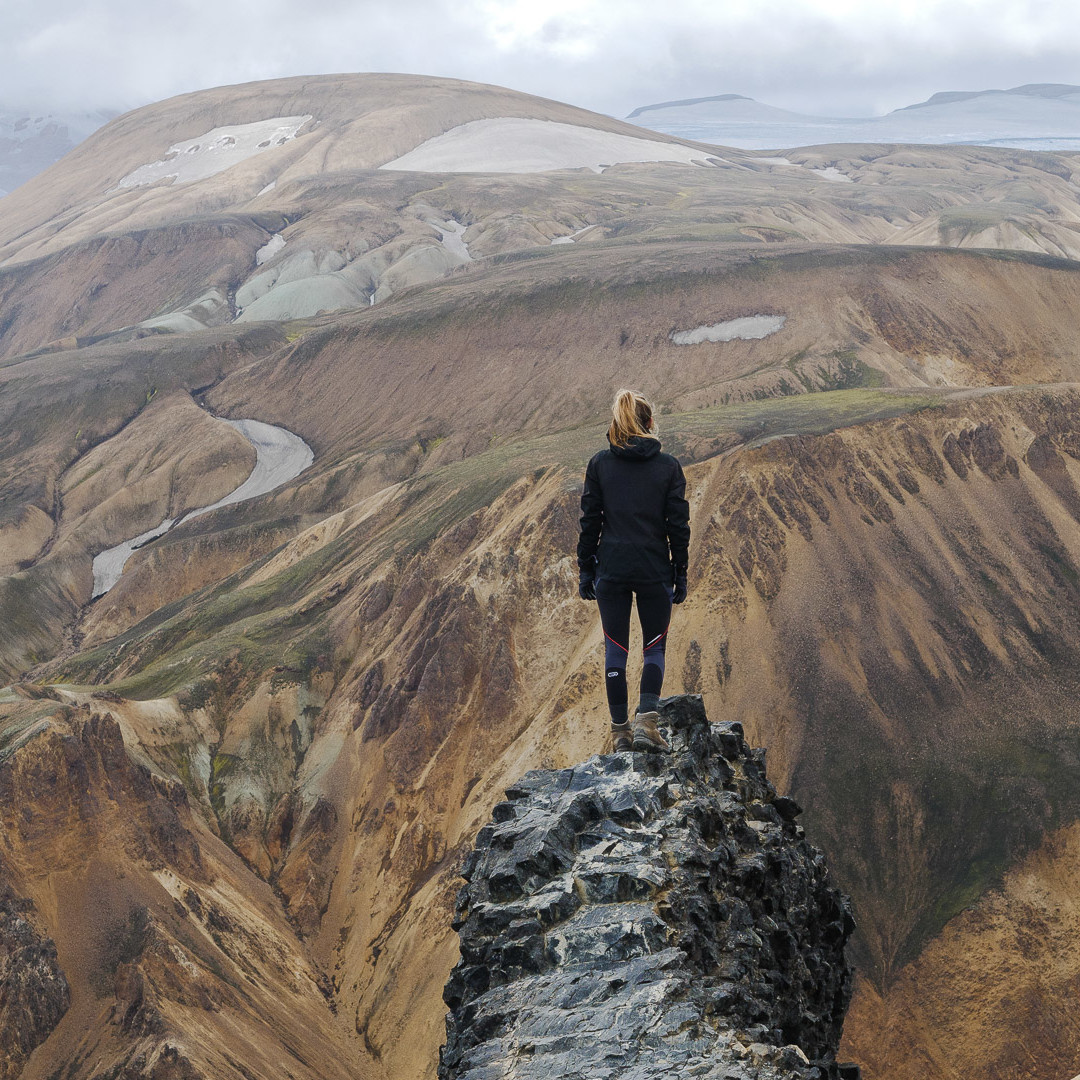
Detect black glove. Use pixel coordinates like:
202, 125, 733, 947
672, 565, 687, 605
579, 568, 596, 601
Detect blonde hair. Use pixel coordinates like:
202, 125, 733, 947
608, 388, 658, 448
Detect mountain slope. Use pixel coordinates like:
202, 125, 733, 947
16, 381, 1080, 1080
5, 72, 1080, 1080
4, 75, 1080, 367
11, 240, 1080, 682
0, 73, 711, 266
0, 706, 377, 1080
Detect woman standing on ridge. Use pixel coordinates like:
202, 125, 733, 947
577, 389, 691, 753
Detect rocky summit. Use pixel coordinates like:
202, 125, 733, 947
440, 696, 858, 1080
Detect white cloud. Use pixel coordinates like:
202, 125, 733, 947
1, 0, 1078, 118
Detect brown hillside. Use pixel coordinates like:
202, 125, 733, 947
9, 243, 1080, 682
0, 73, 707, 266
845, 820, 1080, 1078
9, 385, 1079, 1080
5, 71, 1080, 1080
207, 242, 1080, 462
0, 705, 379, 1080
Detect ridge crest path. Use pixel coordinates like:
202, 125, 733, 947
440, 695, 859, 1080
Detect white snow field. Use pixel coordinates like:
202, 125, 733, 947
116, 115, 312, 189
91, 417, 313, 597
671, 315, 786, 345
809, 167, 852, 183
628, 86, 1080, 150
255, 233, 286, 265
381, 117, 721, 174
551, 224, 601, 245
430, 218, 472, 261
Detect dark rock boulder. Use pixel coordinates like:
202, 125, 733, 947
440, 695, 858, 1080
0, 885, 71, 1080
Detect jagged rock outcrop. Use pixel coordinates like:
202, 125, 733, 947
0, 708, 378, 1080
440, 696, 858, 1080
0, 886, 71, 1080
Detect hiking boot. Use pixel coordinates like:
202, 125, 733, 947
631, 710, 670, 753
610, 722, 633, 752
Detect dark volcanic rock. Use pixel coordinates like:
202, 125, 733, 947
0, 886, 71, 1080
440, 696, 857, 1080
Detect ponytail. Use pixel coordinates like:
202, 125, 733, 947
608, 388, 658, 448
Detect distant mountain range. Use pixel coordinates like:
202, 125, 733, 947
0, 107, 116, 196
628, 83, 1080, 150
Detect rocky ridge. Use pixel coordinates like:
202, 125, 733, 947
441, 696, 857, 1080
0, 706, 377, 1080
0, 886, 70, 1079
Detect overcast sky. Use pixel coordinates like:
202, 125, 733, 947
3, 0, 1079, 118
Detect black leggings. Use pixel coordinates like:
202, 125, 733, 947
595, 578, 672, 723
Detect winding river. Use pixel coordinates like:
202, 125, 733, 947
91, 417, 313, 598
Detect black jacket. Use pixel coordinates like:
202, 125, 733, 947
577, 436, 690, 584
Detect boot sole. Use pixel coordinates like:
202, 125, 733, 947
632, 736, 671, 753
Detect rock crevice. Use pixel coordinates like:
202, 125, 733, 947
440, 696, 857, 1080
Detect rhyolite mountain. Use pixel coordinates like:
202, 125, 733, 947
3, 71, 1080, 1080
6, 74, 1080, 364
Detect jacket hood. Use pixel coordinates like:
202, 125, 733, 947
609, 435, 662, 461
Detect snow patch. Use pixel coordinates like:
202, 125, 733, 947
91, 417, 312, 597
429, 218, 472, 261
256, 180, 277, 196
810, 167, 852, 183
256, 233, 286, 265
671, 315, 786, 345
551, 224, 600, 245
381, 117, 722, 175
91, 518, 175, 597
115, 116, 312, 190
